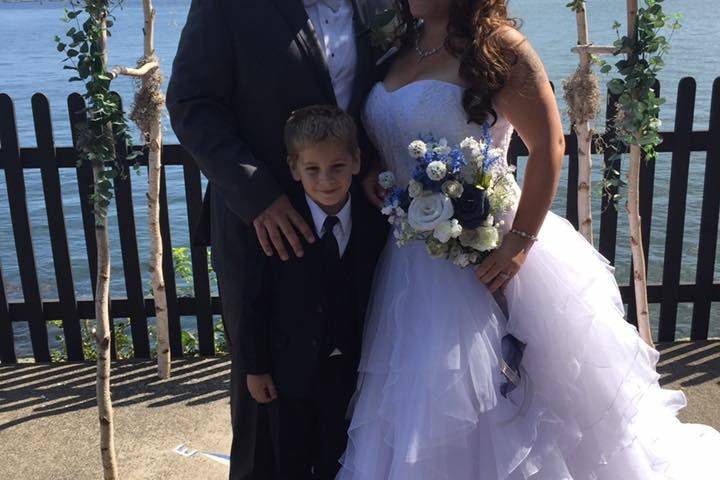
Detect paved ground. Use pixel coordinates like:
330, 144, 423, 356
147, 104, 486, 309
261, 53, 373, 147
0, 341, 718, 480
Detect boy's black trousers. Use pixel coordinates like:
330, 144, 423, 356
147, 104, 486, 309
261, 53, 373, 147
265, 355, 357, 480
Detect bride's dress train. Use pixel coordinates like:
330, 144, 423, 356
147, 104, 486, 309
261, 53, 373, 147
337, 80, 720, 479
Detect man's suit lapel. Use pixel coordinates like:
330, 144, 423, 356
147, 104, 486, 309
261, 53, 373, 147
271, 0, 337, 106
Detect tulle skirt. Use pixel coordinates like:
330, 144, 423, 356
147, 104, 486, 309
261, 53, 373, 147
337, 211, 720, 480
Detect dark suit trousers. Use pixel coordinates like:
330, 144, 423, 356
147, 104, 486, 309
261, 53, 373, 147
212, 200, 274, 480
266, 356, 357, 480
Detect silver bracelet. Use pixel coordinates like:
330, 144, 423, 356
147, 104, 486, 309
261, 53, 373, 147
510, 228, 538, 242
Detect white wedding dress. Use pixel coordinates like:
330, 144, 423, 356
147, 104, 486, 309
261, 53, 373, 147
337, 80, 720, 479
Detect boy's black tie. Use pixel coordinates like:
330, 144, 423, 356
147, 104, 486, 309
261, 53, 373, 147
322, 216, 340, 261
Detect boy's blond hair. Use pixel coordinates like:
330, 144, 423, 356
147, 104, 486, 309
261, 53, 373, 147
284, 105, 359, 165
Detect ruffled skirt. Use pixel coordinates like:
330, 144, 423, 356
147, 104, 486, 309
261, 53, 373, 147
337, 212, 720, 479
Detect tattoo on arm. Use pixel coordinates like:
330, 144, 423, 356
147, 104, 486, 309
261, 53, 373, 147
506, 42, 549, 97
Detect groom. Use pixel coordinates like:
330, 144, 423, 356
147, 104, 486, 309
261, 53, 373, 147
167, 0, 387, 477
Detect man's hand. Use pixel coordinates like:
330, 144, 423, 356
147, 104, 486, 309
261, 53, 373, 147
247, 374, 278, 404
362, 167, 385, 208
253, 195, 315, 261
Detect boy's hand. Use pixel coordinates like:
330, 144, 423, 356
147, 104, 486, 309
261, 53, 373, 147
246, 374, 278, 403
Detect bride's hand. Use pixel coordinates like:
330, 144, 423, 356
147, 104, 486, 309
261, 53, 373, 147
362, 166, 385, 208
474, 233, 533, 292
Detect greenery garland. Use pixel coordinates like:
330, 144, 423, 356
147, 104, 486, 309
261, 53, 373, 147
55, 0, 138, 222
601, 0, 681, 162
565, 0, 681, 207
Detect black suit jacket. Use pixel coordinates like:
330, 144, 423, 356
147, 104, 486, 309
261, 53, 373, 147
167, 0, 380, 241
240, 188, 386, 397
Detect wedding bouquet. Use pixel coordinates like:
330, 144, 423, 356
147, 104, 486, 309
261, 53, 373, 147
379, 125, 518, 268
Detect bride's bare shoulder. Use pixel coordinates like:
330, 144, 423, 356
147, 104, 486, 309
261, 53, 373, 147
494, 27, 549, 96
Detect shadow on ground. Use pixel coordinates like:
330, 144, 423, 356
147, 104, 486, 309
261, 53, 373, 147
0, 356, 230, 432
0, 342, 718, 479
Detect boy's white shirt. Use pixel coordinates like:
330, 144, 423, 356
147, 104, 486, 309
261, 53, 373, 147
305, 193, 352, 258
304, 193, 352, 358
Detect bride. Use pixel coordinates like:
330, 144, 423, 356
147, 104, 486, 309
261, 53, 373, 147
339, 0, 720, 478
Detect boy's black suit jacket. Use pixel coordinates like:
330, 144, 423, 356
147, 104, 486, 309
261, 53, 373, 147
240, 187, 386, 398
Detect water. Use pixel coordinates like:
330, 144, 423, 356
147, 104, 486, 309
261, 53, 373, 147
0, 0, 718, 358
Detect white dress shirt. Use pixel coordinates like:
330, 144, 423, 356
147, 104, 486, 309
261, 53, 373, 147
305, 193, 352, 257
303, 0, 357, 110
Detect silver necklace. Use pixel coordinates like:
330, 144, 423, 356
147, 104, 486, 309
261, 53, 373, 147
414, 33, 446, 63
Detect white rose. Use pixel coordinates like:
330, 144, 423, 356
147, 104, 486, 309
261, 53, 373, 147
441, 180, 464, 199
432, 219, 462, 243
426, 161, 448, 181
408, 140, 428, 158
407, 193, 454, 232
408, 180, 424, 198
475, 225, 500, 252
378, 171, 396, 189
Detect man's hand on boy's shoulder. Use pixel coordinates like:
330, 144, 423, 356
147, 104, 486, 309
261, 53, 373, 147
247, 373, 278, 404
253, 195, 316, 261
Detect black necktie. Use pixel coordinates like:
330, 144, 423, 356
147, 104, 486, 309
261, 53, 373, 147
322, 216, 340, 261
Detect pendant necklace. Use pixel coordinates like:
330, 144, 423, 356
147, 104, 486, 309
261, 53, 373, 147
414, 33, 446, 63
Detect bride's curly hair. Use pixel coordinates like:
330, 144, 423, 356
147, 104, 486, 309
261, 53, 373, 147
394, 0, 520, 125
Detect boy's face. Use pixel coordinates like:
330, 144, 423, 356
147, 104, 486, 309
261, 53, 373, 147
291, 138, 361, 214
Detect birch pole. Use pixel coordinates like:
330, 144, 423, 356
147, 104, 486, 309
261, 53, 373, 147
625, 0, 654, 347
574, 3, 594, 244
111, 0, 169, 377
95, 10, 119, 479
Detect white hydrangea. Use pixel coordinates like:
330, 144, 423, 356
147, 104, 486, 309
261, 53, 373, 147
460, 164, 479, 184
432, 219, 463, 243
487, 147, 505, 162
378, 171, 396, 189
460, 137, 480, 151
475, 225, 500, 252
426, 161, 448, 181
433, 138, 452, 156
487, 174, 520, 214
408, 140, 428, 159
408, 179, 424, 198
452, 253, 471, 268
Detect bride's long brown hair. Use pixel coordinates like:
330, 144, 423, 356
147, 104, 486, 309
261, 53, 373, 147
394, 0, 519, 125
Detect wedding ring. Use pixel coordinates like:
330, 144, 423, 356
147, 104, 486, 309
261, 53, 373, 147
499, 272, 511, 280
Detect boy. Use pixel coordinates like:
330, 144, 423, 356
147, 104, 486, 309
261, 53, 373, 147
240, 105, 385, 480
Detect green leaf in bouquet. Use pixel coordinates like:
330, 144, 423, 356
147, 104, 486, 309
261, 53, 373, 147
480, 172, 493, 190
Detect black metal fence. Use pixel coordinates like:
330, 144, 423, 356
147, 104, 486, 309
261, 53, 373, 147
1, 77, 718, 363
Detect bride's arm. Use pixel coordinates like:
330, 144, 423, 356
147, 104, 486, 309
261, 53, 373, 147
497, 29, 565, 236
475, 29, 565, 292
